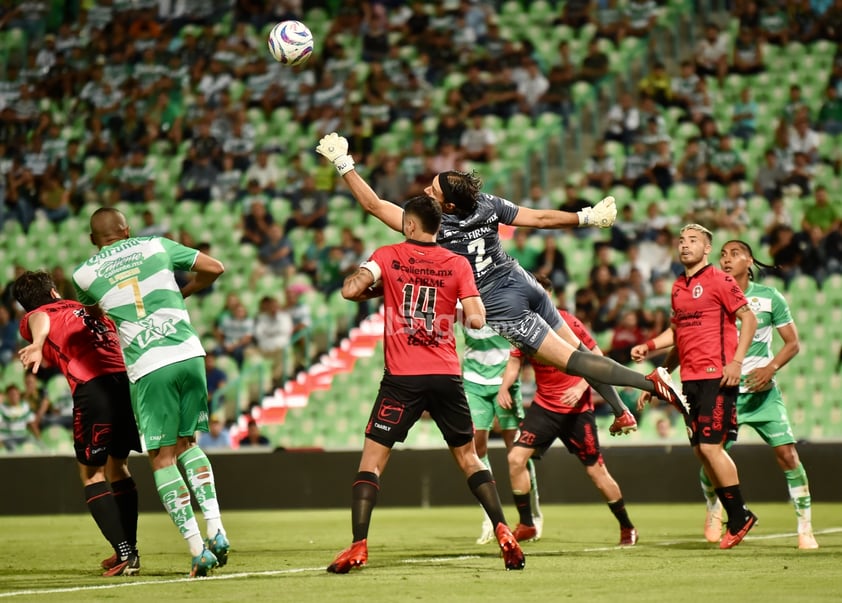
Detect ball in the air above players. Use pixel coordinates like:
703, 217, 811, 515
267, 20, 313, 66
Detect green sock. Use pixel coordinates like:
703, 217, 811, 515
527, 458, 542, 519
154, 464, 204, 556
179, 446, 225, 539
699, 466, 719, 509
784, 463, 813, 534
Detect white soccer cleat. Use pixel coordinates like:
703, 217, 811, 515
798, 532, 819, 550
704, 500, 723, 543
476, 515, 495, 545
532, 515, 543, 541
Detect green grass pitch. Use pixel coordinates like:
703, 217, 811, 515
1, 504, 840, 603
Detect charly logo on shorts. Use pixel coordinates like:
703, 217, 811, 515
377, 398, 404, 424
692, 284, 703, 299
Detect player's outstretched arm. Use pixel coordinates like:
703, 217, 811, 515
511, 196, 617, 229
316, 133, 404, 233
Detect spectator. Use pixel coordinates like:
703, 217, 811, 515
521, 183, 552, 211
624, 0, 659, 40
556, 0, 592, 27
670, 60, 700, 112
781, 151, 814, 197
707, 134, 747, 185
684, 180, 720, 231
729, 27, 764, 75
507, 228, 541, 270
459, 115, 497, 163
244, 148, 282, 195
621, 140, 652, 195
801, 185, 839, 238
284, 175, 328, 234
371, 154, 411, 201
584, 141, 617, 191
177, 154, 217, 204
253, 295, 294, 389
21, 372, 48, 423
647, 139, 675, 196
578, 38, 610, 86
241, 197, 275, 248
0, 384, 40, 451
761, 196, 793, 244
781, 85, 808, 124
717, 181, 749, 233
256, 224, 296, 281
608, 310, 647, 365
205, 353, 228, 417
788, 115, 820, 164
594, 0, 627, 43
730, 87, 758, 146
604, 93, 640, 149
198, 418, 231, 450
694, 22, 729, 84
283, 284, 312, 373
214, 302, 255, 368
50, 266, 76, 302
768, 224, 801, 285
533, 236, 569, 292
759, 1, 789, 45
37, 172, 71, 223
516, 58, 549, 117
0, 305, 19, 366
638, 62, 672, 107
817, 85, 842, 135
238, 419, 270, 447
676, 137, 707, 184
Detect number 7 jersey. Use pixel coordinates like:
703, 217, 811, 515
369, 239, 480, 376
72, 236, 205, 383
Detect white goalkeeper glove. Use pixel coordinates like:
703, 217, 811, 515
316, 132, 355, 176
577, 195, 616, 228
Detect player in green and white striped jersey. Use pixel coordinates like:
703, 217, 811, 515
700, 240, 817, 549
73, 208, 233, 576
462, 324, 542, 544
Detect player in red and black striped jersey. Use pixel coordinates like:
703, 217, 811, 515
632, 224, 759, 549
327, 195, 524, 574
14, 270, 141, 576
500, 277, 638, 546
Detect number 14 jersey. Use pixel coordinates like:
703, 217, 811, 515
369, 239, 480, 376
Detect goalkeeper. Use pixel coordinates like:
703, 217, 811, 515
316, 133, 686, 423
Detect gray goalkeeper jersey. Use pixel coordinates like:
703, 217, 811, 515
436, 192, 520, 294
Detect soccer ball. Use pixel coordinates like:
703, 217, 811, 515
267, 20, 313, 66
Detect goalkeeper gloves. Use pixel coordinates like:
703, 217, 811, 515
577, 195, 616, 228
316, 132, 355, 176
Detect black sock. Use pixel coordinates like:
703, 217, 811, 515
608, 498, 634, 529
85, 482, 131, 559
715, 485, 750, 531
468, 470, 506, 527
111, 477, 138, 550
567, 350, 653, 394
513, 492, 533, 526
351, 471, 380, 542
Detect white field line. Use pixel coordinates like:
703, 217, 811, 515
2, 527, 840, 599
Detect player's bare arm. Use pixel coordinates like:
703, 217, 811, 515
316, 133, 404, 233
459, 295, 485, 330
19, 311, 50, 374
723, 304, 757, 387
497, 354, 523, 411
631, 327, 675, 362
341, 266, 378, 302
511, 196, 618, 229
747, 322, 800, 392
182, 252, 225, 299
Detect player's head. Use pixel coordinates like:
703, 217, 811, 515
678, 223, 713, 267
426, 170, 481, 219
720, 239, 774, 281
403, 194, 442, 239
90, 207, 130, 249
13, 270, 59, 312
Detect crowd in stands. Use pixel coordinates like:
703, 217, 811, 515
2, 0, 842, 449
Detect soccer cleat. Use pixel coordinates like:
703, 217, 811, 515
495, 523, 525, 570
532, 515, 544, 541
101, 553, 118, 570
646, 367, 690, 415
512, 523, 538, 542
719, 511, 758, 549
326, 539, 368, 574
619, 527, 638, 546
189, 547, 219, 578
102, 552, 140, 577
797, 532, 819, 550
207, 530, 230, 567
476, 515, 495, 545
609, 410, 638, 436
704, 501, 723, 543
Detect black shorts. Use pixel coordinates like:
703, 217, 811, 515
682, 378, 738, 446
514, 404, 602, 466
72, 372, 142, 466
366, 374, 474, 449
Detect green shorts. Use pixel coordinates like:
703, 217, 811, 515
735, 386, 796, 448
130, 356, 210, 451
465, 380, 523, 431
